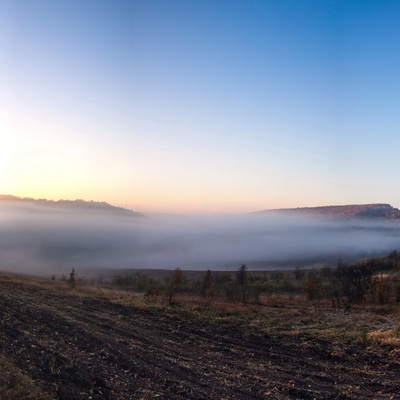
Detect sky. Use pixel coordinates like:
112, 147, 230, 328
1, 0, 400, 214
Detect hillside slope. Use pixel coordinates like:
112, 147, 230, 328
0, 195, 143, 217
256, 203, 400, 219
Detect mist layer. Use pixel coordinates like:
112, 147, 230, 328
1, 202, 399, 276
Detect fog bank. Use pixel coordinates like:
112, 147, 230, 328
1, 202, 400, 276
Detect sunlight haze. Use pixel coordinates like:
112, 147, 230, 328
2, 0, 400, 213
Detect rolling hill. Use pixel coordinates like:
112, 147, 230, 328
255, 203, 400, 220
0, 195, 143, 217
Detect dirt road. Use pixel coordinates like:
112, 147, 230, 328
0, 277, 399, 399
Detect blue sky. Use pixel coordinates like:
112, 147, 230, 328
1, 0, 400, 213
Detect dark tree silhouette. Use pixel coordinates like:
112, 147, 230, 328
237, 264, 247, 285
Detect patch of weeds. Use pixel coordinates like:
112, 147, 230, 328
0, 354, 53, 399
371, 306, 395, 316
302, 329, 312, 337
358, 327, 369, 345
299, 316, 314, 325
368, 324, 400, 348
147, 305, 163, 314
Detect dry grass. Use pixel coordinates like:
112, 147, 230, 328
103, 288, 400, 355
0, 354, 54, 400
3, 272, 400, 351
368, 324, 400, 350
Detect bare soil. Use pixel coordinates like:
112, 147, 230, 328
0, 276, 399, 399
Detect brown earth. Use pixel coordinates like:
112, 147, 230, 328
0, 276, 399, 399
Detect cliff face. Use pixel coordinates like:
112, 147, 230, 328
256, 204, 400, 220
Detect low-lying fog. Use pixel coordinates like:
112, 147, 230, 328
1, 202, 400, 276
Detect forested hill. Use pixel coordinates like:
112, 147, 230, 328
0, 195, 143, 217
255, 203, 400, 220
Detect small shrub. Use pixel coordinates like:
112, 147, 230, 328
165, 268, 185, 304
67, 268, 76, 287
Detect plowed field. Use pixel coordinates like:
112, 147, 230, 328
0, 276, 399, 399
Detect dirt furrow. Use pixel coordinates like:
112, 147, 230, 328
1, 278, 399, 399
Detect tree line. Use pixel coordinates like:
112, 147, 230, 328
107, 251, 400, 309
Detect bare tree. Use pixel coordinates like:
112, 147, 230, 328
166, 268, 185, 304
68, 268, 76, 287
237, 264, 247, 285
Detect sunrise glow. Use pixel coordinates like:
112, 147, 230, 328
2, 1, 400, 213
